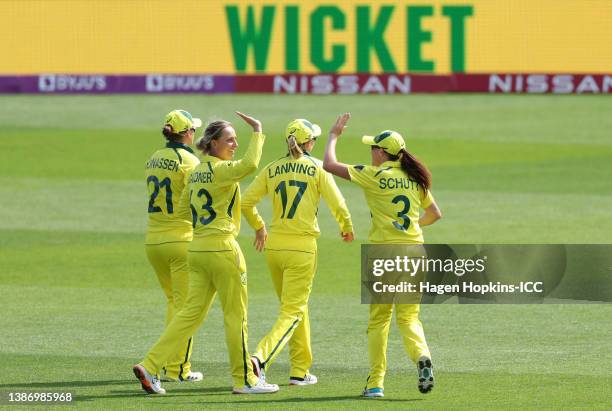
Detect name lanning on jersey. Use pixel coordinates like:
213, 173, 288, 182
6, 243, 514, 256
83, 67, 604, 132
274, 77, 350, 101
268, 162, 316, 178
146, 157, 179, 172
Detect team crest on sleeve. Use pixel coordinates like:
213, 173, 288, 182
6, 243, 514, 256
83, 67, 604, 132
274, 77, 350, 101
240, 272, 248, 285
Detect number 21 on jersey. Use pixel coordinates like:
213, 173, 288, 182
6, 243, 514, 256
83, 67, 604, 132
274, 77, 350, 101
147, 176, 173, 213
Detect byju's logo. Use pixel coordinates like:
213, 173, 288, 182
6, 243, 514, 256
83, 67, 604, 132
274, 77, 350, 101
38, 75, 107, 92
146, 75, 215, 92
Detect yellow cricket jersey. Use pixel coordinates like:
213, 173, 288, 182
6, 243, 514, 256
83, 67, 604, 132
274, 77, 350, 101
348, 160, 434, 244
180, 132, 265, 251
145, 142, 200, 245
242, 153, 353, 251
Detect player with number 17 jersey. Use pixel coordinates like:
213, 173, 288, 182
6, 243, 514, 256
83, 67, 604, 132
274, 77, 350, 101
241, 119, 353, 385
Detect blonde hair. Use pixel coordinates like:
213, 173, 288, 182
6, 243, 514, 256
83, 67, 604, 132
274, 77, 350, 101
287, 135, 304, 159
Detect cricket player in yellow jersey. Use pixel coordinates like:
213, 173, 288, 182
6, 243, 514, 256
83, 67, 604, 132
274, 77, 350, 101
241, 119, 354, 386
323, 113, 442, 398
145, 109, 202, 383
134, 112, 278, 395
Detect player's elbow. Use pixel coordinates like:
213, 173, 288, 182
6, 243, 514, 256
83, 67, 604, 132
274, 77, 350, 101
434, 210, 442, 221
240, 160, 258, 175
322, 158, 334, 173
423, 207, 442, 225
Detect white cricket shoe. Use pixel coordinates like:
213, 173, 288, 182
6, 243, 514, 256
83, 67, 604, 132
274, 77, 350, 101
181, 371, 203, 382
417, 356, 434, 394
289, 373, 318, 386
133, 364, 166, 395
233, 378, 279, 394
162, 371, 204, 382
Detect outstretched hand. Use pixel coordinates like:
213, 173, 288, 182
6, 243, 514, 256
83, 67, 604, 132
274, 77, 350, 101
329, 113, 351, 138
236, 111, 262, 132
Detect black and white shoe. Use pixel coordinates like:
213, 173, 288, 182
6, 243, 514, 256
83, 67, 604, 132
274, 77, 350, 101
162, 371, 203, 382
289, 373, 318, 386
417, 356, 434, 394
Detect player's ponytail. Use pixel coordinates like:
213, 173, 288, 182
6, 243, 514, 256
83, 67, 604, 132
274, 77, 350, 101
197, 120, 231, 154
393, 149, 432, 191
162, 125, 183, 142
287, 135, 304, 158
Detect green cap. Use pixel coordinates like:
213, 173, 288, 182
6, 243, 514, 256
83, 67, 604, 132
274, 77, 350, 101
362, 130, 406, 155
164, 109, 202, 134
285, 119, 322, 144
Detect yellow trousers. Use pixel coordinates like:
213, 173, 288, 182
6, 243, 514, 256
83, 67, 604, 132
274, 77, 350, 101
366, 303, 431, 390
253, 247, 317, 378
145, 242, 193, 380
142, 238, 259, 388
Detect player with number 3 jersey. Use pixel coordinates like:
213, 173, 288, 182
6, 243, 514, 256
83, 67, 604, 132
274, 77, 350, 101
323, 113, 442, 398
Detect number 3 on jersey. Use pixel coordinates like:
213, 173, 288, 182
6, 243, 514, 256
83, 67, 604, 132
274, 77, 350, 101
275, 180, 307, 219
391, 195, 411, 231
190, 188, 217, 227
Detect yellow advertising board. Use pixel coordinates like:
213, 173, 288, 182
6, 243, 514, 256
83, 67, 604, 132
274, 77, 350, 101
1, 0, 611, 74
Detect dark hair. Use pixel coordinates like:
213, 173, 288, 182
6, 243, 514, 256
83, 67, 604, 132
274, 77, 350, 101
387, 149, 432, 191
162, 125, 188, 142
196, 120, 232, 154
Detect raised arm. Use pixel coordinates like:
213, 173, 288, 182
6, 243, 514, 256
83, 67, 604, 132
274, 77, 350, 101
214, 112, 265, 182
323, 113, 352, 181
320, 170, 354, 242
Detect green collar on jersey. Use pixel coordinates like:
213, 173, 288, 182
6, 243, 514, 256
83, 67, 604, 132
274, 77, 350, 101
201, 154, 221, 163
284, 150, 312, 157
380, 160, 401, 168
166, 141, 194, 154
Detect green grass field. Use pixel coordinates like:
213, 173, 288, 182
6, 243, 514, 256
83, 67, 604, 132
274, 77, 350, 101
0, 95, 611, 410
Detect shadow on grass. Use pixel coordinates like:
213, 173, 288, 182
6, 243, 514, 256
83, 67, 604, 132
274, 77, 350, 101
185, 396, 425, 404
76, 393, 424, 404
72, 386, 233, 402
